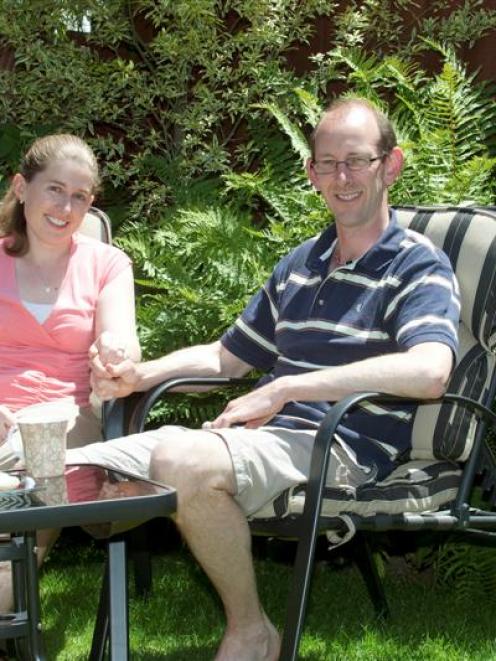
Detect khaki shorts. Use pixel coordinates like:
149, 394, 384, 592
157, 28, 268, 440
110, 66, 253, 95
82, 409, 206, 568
67, 424, 372, 517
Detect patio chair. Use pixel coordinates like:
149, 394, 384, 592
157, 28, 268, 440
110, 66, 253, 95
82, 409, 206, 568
124, 204, 496, 661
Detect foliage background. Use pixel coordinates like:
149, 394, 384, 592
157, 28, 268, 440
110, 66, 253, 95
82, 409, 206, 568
2, 0, 495, 356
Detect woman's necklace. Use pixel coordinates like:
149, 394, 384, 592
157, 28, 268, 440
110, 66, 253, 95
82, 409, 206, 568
26, 254, 69, 295
35, 264, 65, 294
37, 270, 60, 294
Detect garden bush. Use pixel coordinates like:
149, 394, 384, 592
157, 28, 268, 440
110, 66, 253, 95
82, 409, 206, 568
0, 0, 495, 229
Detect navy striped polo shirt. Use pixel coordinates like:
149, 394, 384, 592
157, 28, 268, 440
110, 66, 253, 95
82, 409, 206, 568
221, 211, 460, 478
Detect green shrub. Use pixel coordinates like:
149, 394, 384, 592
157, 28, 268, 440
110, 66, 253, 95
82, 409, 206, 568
1, 1, 495, 224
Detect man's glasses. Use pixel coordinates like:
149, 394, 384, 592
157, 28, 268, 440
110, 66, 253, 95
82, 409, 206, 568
311, 154, 387, 175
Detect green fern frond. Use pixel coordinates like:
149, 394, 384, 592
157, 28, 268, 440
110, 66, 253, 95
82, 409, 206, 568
434, 542, 496, 604
255, 102, 311, 163
293, 87, 322, 127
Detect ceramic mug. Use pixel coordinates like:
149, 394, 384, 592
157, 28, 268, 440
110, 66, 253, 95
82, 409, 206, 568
17, 400, 76, 479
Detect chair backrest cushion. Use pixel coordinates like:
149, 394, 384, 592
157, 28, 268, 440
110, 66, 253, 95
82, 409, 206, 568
79, 206, 112, 244
394, 206, 496, 461
395, 206, 496, 351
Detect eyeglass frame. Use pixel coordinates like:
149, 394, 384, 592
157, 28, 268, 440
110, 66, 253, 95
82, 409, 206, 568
310, 153, 389, 175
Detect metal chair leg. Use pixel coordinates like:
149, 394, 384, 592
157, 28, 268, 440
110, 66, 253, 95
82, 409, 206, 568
12, 534, 29, 660
279, 527, 322, 660
351, 533, 390, 619
107, 539, 129, 661
89, 562, 109, 661
24, 531, 45, 660
128, 525, 152, 598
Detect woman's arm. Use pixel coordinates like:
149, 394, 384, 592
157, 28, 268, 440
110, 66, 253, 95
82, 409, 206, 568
92, 265, 141, 366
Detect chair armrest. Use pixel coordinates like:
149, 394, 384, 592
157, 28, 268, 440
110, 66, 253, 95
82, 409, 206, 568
127, 377, 258, 434
102, 397, 132, 441
103, 391, 158, 440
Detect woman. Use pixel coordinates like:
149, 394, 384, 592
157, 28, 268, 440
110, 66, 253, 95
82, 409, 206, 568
0, 133, 140, 626
0, 133, 140, 455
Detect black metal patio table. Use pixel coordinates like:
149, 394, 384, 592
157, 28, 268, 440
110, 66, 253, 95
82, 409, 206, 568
0, 463, 176, 660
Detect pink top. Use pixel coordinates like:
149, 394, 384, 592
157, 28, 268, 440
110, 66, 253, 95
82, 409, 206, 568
0, 234, 131, 411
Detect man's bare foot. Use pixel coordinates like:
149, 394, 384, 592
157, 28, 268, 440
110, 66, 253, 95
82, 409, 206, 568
215, 613, 280, 661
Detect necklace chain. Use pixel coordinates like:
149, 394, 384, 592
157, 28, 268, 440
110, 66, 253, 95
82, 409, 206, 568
32, 264, 60, 294
28, 256, 68, 294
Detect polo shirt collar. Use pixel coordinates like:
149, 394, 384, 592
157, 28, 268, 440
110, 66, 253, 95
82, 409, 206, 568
305, 209, 404, 275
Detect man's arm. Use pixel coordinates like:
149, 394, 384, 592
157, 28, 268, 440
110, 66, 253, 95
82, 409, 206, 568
207, 342, 453, 429
90, 340, 253, 400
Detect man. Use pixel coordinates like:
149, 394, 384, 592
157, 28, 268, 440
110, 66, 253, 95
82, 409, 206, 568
72, 97, 459, 661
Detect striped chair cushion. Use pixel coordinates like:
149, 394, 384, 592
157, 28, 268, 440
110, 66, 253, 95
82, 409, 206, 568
395, 206, 496, 462
409, 323, 496, 461
249, 459, 461, 519
394, 206, 496, 352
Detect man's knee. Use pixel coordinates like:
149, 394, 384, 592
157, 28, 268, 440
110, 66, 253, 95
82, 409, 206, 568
150, 430, 235, 495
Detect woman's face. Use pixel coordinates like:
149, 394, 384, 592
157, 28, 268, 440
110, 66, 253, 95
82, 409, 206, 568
13, 158, 95, 249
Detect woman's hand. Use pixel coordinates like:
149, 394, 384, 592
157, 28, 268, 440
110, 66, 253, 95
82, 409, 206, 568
0, 405, 16, 444
89, 331, 128, 371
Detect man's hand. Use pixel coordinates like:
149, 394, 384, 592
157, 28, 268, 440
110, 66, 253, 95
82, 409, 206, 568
0, 405, 16, 444
204, 379, 288, 429
90, 360, 140, 400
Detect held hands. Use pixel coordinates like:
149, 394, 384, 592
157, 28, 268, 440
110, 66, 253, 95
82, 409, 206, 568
91, 330, 128, 366
203, 379, 288, 430
89, 331, 138, 400
0, 405, 16, 444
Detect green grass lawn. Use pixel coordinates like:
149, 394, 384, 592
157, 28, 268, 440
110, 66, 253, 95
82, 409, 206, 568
39, 531, 496, 660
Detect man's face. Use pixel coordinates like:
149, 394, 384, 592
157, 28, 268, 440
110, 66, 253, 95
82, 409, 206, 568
307, 106, 402, 231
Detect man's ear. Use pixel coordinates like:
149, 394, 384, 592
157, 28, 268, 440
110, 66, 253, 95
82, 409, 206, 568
383, 147, 404, 187
12, 173, 27, 202
306, 157, 320, 191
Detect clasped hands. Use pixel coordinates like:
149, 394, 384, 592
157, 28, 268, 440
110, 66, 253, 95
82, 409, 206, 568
89, 331, 139, 401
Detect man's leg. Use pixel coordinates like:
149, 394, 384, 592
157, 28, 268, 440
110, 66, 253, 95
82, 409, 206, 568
149, 430, 280, 661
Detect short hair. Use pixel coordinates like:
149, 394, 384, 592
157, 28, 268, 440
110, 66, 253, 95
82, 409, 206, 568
0, 134, 100, 256
310, 96, 397, 159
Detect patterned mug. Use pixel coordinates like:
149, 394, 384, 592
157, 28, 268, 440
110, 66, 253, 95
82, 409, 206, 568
17, 418, 69, 479
16, 400, 76, 479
